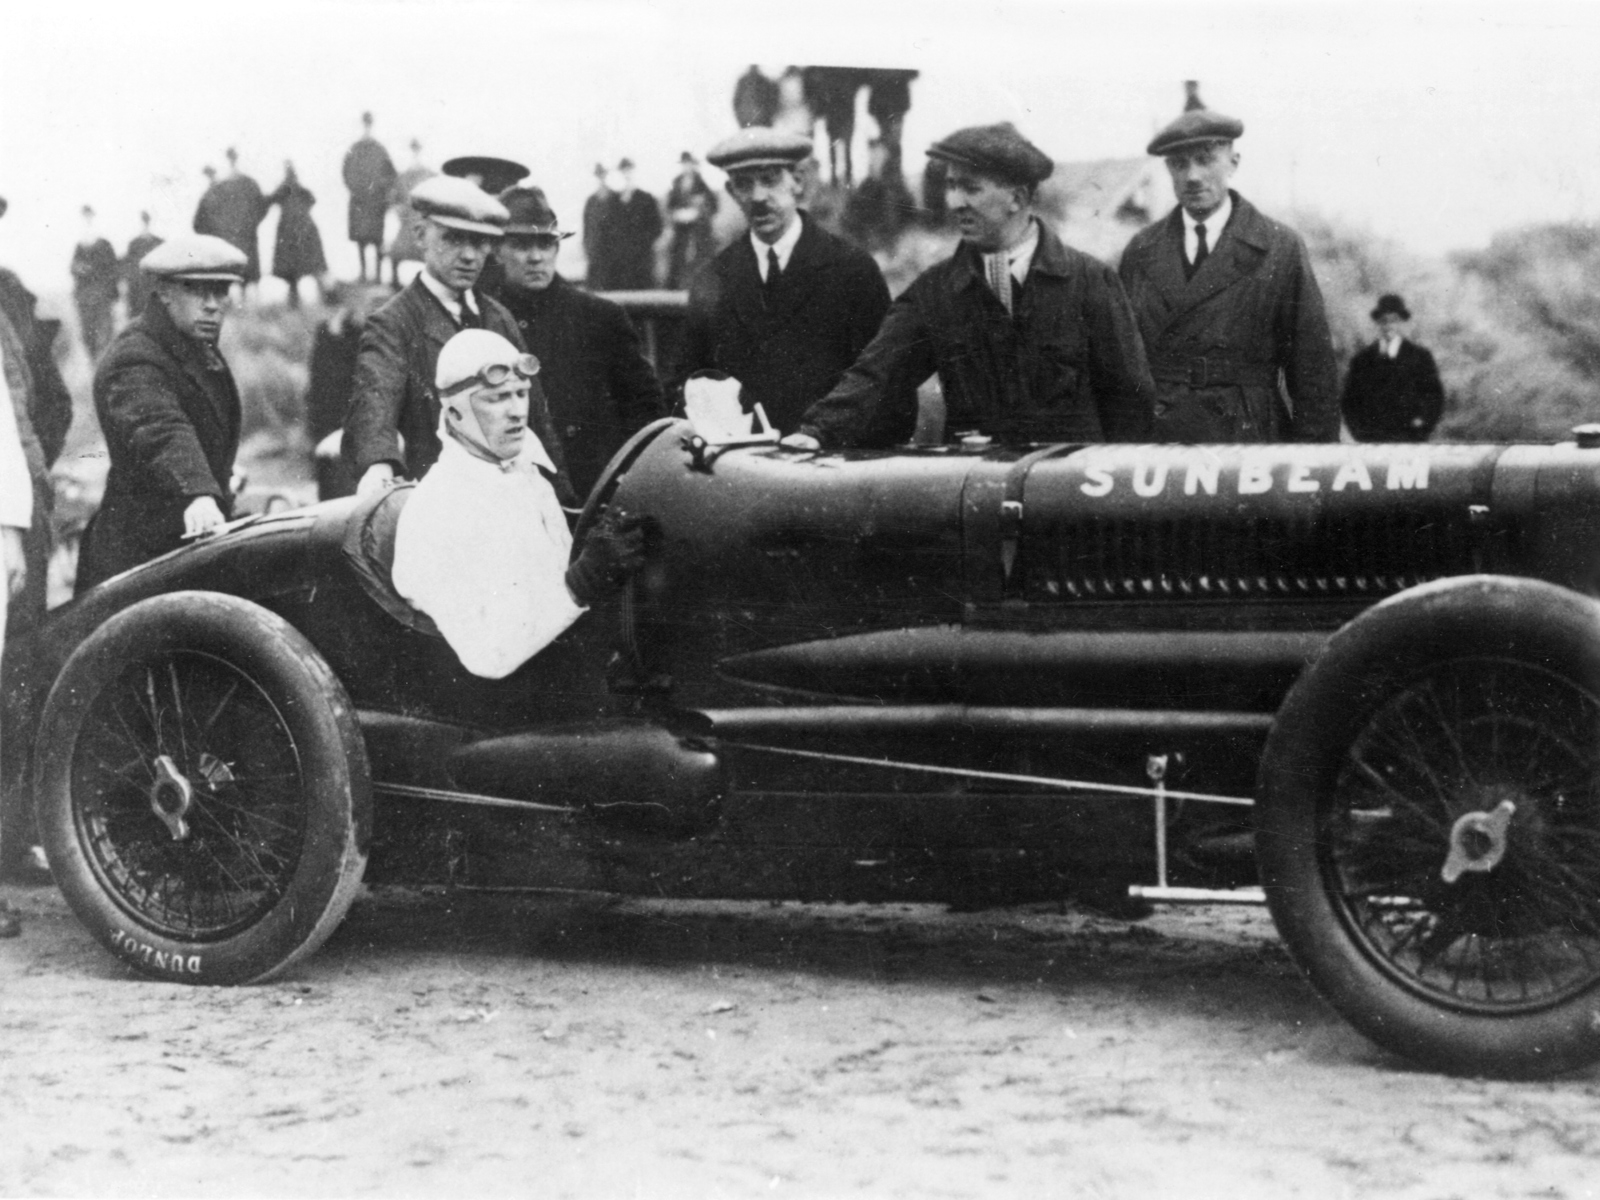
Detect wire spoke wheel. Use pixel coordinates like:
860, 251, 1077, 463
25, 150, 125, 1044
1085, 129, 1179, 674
35, 592, 370, 985
73, 650, 308, 941
1325, 658, 1600, 1012
1259, 578, 1600, 1076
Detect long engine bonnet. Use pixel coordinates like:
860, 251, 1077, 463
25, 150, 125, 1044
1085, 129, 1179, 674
603, 425, 1600, 708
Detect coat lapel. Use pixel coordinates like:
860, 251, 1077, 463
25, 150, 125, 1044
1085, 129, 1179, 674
410, 277, 464, 351
1128, 210, 1189, 329
767, 216, 826, 322
721, 235, 767, 335
1154, 193, 1271, 336
146, 302, 233, 440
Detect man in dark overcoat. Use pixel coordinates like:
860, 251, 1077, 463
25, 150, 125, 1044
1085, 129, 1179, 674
607, 159, 664, 291
344, 112, 398, 282
581, 164, 616, 290
1118, 102, 1339, 442
122, 211, 163, 317
488, 187, 664, 498
77, 236, 248, 591
1341, 292, 1446, 441
674, 128, 890, 435
207, 148, 266, 287
791, 123, 1154, 449
342, 176, 574, 504
71, 206, 120, 361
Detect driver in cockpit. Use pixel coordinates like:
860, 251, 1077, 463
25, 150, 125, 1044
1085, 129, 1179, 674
390, 329, 643, 678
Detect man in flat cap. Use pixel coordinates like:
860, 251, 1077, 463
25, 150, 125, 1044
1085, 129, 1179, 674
343, 174, 573, 503
1118, 92, 1339, 442
487, 187, 664, 497
77, 235, 247, 590
673, 127, 889, 434
1341, 293, 1445, 442
391, 329, 645, 679
791, 122, 1154, 448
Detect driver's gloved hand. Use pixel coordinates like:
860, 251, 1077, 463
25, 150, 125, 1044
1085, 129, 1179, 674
566, 508, 648, 605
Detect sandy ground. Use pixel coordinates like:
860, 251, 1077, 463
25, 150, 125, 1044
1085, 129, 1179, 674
3, 882, 1600, 1200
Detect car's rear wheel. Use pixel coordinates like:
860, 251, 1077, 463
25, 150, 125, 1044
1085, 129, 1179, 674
1259, 576, 1600, 1078
34, 592, 370, 985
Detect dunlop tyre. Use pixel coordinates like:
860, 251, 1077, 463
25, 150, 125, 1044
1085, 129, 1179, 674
34, 592, 370, 985
1259, 575, 1600, 1078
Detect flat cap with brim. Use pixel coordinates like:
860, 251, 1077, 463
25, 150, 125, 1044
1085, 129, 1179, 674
141, 234, 247, 280
926, 123, 1053, 187
501, 186, 574, 238
1147, 108, 1245, 156
442, 155, 530, 196
409, 175, 509, 236
706, 127, 812, 172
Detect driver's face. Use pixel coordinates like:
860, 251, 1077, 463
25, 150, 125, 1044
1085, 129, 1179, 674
466, 377, 530, 460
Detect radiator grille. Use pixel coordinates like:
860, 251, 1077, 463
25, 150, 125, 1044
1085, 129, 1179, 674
1022, 509, 1480, 603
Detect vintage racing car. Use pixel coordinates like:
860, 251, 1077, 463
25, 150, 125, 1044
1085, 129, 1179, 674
8, 417, 1600, 1080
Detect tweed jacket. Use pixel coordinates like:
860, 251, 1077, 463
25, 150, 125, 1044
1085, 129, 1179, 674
1118, 192, 1340, 442
343, 274, 574, 502
798, 220, 1155, 447
674, 213, 890, 434
78, 299, 240, 589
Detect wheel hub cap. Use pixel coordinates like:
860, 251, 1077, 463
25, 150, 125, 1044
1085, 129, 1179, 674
149, 754, 195, 841
1440, 798, 1515, 884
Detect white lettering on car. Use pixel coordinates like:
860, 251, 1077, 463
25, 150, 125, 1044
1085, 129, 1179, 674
1237, 460, 1274, 495
1331, 460, 1373, 491
1132, 461, 1169, 498
108, 927, 201, 974
1079, 463, 1114, 497
1183, 460, 1220, 496
1077, 455, 1430, 498
1386, 457, 1430, 490
1286, 462, 1320, 493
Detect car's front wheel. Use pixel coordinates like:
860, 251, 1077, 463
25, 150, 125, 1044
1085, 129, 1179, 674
34, 592, 370, 985
1259, 576, 1600, 1078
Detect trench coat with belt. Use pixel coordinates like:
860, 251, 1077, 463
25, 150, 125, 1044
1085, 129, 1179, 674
1117, 191, 1340, 442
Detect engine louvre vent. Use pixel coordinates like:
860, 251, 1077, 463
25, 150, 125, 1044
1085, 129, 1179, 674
1023, 509, 1480, 603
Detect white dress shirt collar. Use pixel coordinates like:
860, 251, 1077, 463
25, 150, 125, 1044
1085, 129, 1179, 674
1002, 219, 1041, 284
419, 268, 481, 324
752, 212, 805, 282
1181, 193, 1233, 265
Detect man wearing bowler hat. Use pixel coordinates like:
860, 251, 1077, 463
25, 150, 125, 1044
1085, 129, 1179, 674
1341, 293, 1445, 442
675, 127, 889, 435
790, 122, 1153, 448
343, 174, 573, 503
487, 186, 664, 497
77, 235, 248, 590
1118, 92, 1339, 442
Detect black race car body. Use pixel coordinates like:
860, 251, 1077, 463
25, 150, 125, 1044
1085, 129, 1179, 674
11, 417, 1600, 1078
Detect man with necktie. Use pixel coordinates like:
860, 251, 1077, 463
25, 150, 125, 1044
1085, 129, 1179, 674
1118, 94, 1339, 443
673, 127, 889, 435
788, 122, 1154, 449
343, 174, 573, 502
1341, 292, 1446, 442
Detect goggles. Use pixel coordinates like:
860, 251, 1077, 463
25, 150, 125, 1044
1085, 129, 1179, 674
440, 353, 541, 397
